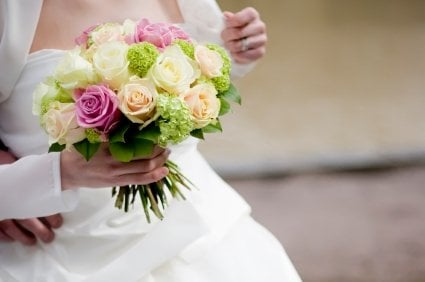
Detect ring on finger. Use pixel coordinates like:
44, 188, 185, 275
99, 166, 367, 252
240, 37, 249, 52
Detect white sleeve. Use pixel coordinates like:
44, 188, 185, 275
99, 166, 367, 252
0, 152, 79, 220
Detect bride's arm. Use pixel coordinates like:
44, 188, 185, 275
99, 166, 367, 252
0, 149, 63, 245
0, 146, 169, 220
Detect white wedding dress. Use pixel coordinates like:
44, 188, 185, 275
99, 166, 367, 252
0, 0, 301, 281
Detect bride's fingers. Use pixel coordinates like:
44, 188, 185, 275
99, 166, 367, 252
132, 146, 168, 161
222, 18, 265, 43
223, 7, 259, 28
224, 33, 267, 54
231, 46, 266, 64
0, 220, 36, 245
40, 214, 63, 229
112, 149, 170, 176
15, 218, 56, 243
115, 166, 169, 186
0, 229, 13, 242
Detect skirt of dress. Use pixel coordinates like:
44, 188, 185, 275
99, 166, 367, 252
0, 139, 301, 282
142, 216, 301, 282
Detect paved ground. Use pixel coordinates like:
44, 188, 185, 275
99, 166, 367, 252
226, 165, 425, 282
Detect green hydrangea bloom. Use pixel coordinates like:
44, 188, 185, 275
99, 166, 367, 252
85, 128, 102, 143
40, 97, 54, 116
156, 95, 194, 146
211, 74, 230, 93
173, 39, 195, 59
127, 43, 160, 77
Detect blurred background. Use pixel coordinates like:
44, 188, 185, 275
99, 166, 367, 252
199, 0, 425, 281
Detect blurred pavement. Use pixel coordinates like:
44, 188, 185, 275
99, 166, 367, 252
227, 165, 425, 282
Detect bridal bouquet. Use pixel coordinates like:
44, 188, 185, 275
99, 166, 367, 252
33, 19, 240, 222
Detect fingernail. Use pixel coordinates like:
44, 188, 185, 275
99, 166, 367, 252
223, 11, 233, 20
43, 233, 55, 243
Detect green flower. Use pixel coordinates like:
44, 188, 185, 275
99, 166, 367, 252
85, 128, 102, 143
127, 42, 160, 77
156, 95, 194, 146
173, 39, 195, 59
211, 74, 230, 93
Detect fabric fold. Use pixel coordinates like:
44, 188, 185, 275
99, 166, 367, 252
0, 0, 43, 102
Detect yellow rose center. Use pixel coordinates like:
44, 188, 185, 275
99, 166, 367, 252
162, 59, 182, 83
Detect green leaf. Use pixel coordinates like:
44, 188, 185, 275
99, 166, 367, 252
135, 125, 161, 143
74, 139, 101, 161
109, 123, 130, 143
202, 120, 223, 133
48, 143, 66, 153
218, 83, 241, 105
190, 129, 204, 139
109, 142, 134, 162
218, 98, 231, 116
132, 139, 155, 158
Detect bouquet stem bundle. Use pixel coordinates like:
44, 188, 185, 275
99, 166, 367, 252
112, 160, 192, 222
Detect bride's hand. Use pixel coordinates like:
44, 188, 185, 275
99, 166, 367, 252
221, 7, 267, 64
0, 150, 17, 164
60, 145, 170, 190
0, 214, 63, 245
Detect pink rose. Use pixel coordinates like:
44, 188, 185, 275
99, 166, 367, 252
130, 19, 190, 48
75, 85, 121, 133
75, 24, 99, 48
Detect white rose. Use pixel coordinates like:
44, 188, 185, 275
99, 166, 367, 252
118, 76, 159, 126
54, 47, 98, 89
150, 45, 200, 95
42, 102, 86, 147
122, 19, 136, 36
93, 41, 130, 90
33, 78, 73, 116
90, 23, 125, 46
194, 45, 223, 78
180, 83, 220, 128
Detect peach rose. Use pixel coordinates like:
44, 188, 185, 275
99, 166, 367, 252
180, 83, 220, 128
42, 102, 86, 147
194, 45, 223, 78
118, 77, 159, 127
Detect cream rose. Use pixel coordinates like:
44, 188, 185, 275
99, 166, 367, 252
118, 76, 159, 126
149, 45, 200, 95
194, 45, 223, 78
42, 102, 86, 147
93, 41, 130, 90
90, 23, 125, 46
122, 19, 137, 37
54, 47, 98, 89
181, 83, 220, 128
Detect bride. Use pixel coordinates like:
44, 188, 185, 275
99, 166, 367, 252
0, 0, 301, 281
